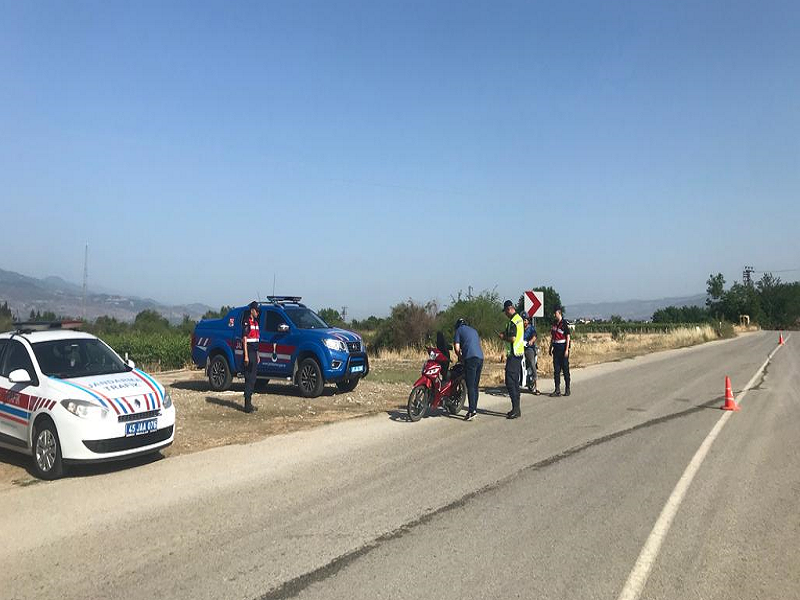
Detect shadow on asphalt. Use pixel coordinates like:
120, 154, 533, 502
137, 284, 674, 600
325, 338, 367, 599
386, 406, 468, 423
1, 448, 167, 486
172, 378, 337, 398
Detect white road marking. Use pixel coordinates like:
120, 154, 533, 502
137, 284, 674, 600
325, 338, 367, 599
616, 335, 789, 600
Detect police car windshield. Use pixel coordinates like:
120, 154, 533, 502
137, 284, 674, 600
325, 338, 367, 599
283, 308, 329, 329
32, 339, 130, 379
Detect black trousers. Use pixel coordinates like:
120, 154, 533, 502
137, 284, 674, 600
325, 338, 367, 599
553, 346, 570, 391
244, 342, 259, 404
464, 357, 484, 413
505, 355, 522, 413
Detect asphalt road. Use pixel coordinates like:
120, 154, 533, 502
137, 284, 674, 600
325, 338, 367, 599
1, 331, 796, 600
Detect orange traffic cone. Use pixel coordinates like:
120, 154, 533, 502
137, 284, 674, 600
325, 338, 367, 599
721, 376, 740, 411
779, 333, 785, 346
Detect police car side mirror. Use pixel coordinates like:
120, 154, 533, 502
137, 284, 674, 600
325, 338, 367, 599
278, 323, 290, 333
8, 369, 32, 385
127, 359, 136, 369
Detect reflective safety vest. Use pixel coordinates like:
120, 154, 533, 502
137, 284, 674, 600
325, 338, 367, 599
245, 317, 260, 344
506, 314, 525, 357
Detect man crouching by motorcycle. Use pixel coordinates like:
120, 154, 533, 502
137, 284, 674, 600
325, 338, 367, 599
453, 318, 484, 421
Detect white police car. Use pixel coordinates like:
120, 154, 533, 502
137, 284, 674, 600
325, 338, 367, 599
0, 322, 175, 479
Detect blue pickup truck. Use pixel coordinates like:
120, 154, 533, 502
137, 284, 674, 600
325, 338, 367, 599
191, 297, 369, 398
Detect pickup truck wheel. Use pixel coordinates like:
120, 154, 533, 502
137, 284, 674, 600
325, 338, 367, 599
336, 379, 359, 393
208, 355, 232, 392
297, 358, 324, 398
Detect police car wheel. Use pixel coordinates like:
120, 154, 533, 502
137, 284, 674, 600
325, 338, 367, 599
208, 355, 232, 392
335, 379, 359, 393
297, 358, 324, 398
33, 419, 65, 480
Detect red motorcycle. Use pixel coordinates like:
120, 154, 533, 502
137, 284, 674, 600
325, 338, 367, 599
407, 346, 466, 422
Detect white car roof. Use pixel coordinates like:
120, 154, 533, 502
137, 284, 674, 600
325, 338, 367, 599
0, 330, 99, 344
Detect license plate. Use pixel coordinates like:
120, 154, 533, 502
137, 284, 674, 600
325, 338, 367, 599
125, 418, 158, 437
350, 365, 364, 373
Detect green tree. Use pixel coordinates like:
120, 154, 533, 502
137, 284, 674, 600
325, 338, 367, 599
91, 315, 129, 335
201, 305, 233, 320
133, 309, 170, 333
438, 290, 505, 341
706, 273, 725, 318
318, 308, 345, 327
373, 299, 438, 349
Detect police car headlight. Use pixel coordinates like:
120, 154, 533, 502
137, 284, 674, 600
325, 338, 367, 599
162, 391, 173, 409
324, 338, 347, 353
61, 399, 108, 420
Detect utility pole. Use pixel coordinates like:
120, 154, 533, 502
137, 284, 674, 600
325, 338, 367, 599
341, 306, 348, 323
82, 243, 88, 321
743, 265, 754, 287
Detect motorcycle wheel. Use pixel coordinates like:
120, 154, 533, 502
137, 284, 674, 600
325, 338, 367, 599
407, 385, 430, 422
445, 381, 466, 415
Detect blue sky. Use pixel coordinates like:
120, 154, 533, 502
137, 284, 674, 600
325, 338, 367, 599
1, 1, 798, 318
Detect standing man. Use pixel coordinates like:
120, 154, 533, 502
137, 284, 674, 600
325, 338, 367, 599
522, 314, 541, 395
498, 300, 525, 419
242, 301, 260, 413
453, 317, 484, 421
549, 305, 571, 397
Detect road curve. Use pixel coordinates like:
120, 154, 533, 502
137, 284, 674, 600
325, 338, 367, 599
1, 331, 796, 600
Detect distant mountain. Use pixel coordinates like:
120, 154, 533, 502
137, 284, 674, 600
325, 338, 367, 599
0, 267, 213, 323
567, 294, 708, 321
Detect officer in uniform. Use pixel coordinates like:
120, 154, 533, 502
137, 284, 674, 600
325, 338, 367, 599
549, 305, 571, 397
498, 300, 525, 419
242, 301, 260, 413
522, 314, 540, 395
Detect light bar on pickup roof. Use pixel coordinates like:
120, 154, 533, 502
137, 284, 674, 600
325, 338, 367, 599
265, 296, 303, 303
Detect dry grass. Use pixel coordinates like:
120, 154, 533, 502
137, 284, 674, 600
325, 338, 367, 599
373, 326, 726, 387
373, 338, 507, 362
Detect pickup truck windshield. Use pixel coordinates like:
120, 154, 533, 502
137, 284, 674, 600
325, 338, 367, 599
33, 339, 130, 379
283, 308, 329, 330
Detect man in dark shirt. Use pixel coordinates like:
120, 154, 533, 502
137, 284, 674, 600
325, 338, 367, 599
453, 318, 484, 421
522, 314, 540, 395
549, 306, 571, 397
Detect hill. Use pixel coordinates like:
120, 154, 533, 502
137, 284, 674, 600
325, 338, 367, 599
0, 267, 212, 323
567, 294, 707, 321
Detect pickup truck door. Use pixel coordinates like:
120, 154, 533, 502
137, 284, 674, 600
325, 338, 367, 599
259, 309, 293, 376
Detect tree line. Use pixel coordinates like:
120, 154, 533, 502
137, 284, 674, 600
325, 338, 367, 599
652, 272, 800, 329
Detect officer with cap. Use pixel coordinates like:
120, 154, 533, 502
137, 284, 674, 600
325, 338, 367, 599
549, 305, 571, 397
498, 300, 525, 419
242, 301, 260, 413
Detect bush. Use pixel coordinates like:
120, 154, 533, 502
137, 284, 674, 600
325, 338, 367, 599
103, 331, 191, 370
714, 321, 736, 339
372, 300, 438, 350
436, 290, 505, 342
